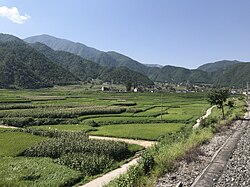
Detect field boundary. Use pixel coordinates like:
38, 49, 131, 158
89, 135, 156, 148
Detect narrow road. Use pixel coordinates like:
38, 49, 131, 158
193, 106, 216, 129
89, 135, 156, 148
81, 157, 140, 187
81, 137, 156, 187
0, 124, 17, 129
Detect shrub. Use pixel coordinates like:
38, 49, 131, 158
139, 152, 154, 175
83, 120, 99, 127
56, 152, 115, 176
21, 131, 129, 160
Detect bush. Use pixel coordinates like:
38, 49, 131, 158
1, 117, 80, 127
21, 131, 130, 160
199, 117, 218, 128
56, 152, 115, 176
139, 152, 154, 175
83, 120, 99, 127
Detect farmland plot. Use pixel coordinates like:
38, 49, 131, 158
0, 86, 211, 186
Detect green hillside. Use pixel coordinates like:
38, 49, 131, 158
149, 65, 211, 83
0, 34, 78, 88
31, 42, 154, 88
0, 33, 249, 88
212, 62, 250, 87
25, 35, 153, 75
197, 60, 241, 72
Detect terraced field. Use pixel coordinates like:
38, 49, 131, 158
0, 85, 214, 186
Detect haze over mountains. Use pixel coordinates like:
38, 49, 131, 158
0, 33, 250, 89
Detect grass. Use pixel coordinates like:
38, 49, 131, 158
0, 157, 81, 187
128, 144, 145, 153
0, 131, 46, 157
30, 124, 95, 132
89, 123, 186, 140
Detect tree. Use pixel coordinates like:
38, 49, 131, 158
207, 89, 230, 119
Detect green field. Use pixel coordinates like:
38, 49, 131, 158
0, 157, 81, 187
0, 131, 46, 156
89, 123, 186, 140
0, 85, 217, 186
30, 124, 95, 132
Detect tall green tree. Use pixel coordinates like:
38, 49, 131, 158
207, 89, 230, 119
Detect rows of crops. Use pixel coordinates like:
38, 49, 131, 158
0, 128, 140, 186
0, 86, 211, 186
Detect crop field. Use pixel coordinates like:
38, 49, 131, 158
0, 85, 215, 186
0, 131, 46, 156
89, 123, 186, 140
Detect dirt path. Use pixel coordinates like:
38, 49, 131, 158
193, 106, 216, 129
81, 157, 140, 187
0, 124, 18, 129
89, 135, 156, 148
81, 136, 156, 187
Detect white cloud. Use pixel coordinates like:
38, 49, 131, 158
0, 6, 30, 24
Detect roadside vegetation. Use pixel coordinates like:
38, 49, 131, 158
106, 93, 246, 187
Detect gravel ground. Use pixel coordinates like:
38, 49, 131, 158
214, 121, 250, 187
155, 122, 239, 187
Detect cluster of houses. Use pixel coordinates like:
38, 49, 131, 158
100, 82, 245, 94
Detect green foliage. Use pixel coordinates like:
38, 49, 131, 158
30, 42, 154, 88
0, 157, 81, 187
0, 106, 125, 118
99, 67, 154, 89
0, 36, 78, 88
106, 127, 212, 187
139, 152, 154, 175
1, 117, 78, 127
22, 131, 129, 160
207, 89, 229, 107
30, 124, 95, 132
207, 88, 229, 118
56, 152, 115, 175
0, 106, 125, 127
149, 65, 211, 83
226, 100, 234, 108
200, 98, 245, 130
83, 120, 99, 127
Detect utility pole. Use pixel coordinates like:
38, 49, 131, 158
247, 82, 249, 100
160, 91, 163, 120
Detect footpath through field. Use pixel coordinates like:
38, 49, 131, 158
193, 105, 216, 129
81, 137, 156, 187
89, 135, 156, 148
191, 101, 250, 187
82, 106, 215, 187
0, 124, 17, 129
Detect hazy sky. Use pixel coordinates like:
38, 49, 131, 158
1, 0, 250, 69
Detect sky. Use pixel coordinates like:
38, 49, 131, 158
1, 0, 250, 69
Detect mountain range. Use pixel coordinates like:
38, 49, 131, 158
0, 33, 249, 89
